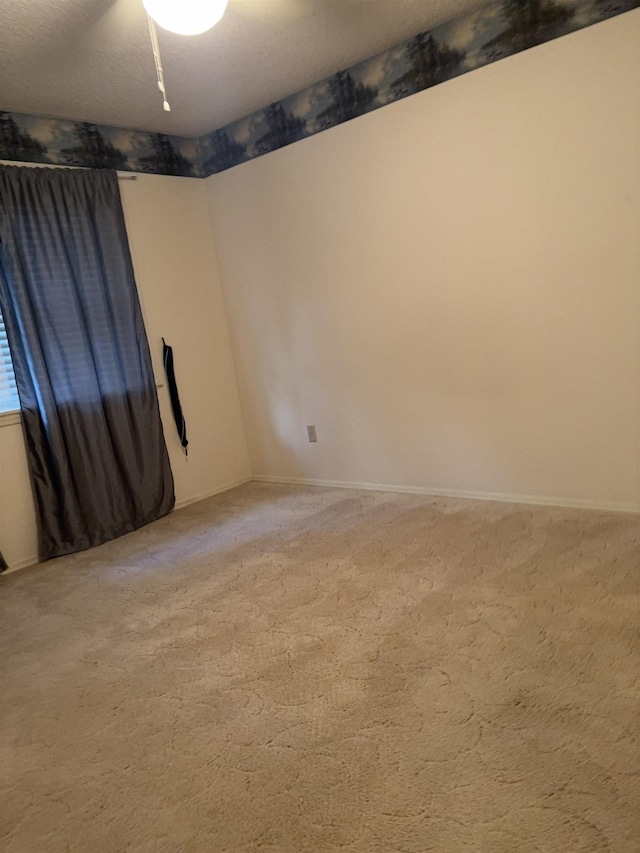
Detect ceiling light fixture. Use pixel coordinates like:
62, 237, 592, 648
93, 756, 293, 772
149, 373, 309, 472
142, 0, 229, 36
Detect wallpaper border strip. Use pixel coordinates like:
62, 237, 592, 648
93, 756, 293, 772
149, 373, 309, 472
0, 113, 203, 178
1, 0, 637, 178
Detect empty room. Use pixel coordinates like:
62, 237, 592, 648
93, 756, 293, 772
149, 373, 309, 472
1, 0, 639, 850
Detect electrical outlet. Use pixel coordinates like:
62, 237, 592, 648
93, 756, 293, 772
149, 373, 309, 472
307, 425, 317, 443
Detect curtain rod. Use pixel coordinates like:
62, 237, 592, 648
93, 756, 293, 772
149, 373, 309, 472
1, 162, 139, 180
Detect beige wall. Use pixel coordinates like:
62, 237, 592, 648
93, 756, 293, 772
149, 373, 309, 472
0, 412, 37, 571
207, 11, 640, 511
121, 175, 250, 506
0, 172, 250, 570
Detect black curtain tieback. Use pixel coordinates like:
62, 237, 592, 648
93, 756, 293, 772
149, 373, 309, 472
162, 337, 188, 456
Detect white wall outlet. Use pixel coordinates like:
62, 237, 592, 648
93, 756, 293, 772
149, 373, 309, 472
307, 425, 317, 442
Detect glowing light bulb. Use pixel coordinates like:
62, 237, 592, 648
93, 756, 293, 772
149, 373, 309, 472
142, 0, 228, 36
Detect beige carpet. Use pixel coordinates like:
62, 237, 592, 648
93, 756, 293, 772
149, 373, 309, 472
1, 483, 639, 852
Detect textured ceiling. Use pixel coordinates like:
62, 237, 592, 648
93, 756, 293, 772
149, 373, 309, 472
0, 0, 487, 137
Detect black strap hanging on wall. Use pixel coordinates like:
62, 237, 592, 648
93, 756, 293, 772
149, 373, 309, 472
162, 338, 188, 456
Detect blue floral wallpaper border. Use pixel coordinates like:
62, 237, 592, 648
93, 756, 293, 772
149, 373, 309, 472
1, 0, 637, 178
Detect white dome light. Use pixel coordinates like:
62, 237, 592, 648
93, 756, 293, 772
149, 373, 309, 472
142, 0, 229, 36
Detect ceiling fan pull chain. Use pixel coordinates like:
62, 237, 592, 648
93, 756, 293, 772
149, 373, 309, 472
147, 12, 171, 112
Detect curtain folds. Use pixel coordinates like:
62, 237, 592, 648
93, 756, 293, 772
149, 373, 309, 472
0, 166, 174, 560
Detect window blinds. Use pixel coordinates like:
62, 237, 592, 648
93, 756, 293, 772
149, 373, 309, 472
0, 309, 19, 414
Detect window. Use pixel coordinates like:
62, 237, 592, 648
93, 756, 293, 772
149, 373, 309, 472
0, 308, 20, 414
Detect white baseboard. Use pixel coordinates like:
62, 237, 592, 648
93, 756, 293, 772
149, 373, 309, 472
174, 476, 252, 510
4, 475, 634, 578
251, 475, 640, 515
2, 553, 40, 575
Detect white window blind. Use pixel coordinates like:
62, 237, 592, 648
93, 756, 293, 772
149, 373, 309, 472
0, 309, 20, 414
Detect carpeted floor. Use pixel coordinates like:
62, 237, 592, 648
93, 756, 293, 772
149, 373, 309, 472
1, 482, 639, 852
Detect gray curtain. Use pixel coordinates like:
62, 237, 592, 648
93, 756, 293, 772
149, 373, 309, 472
0, 166, 174, 560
